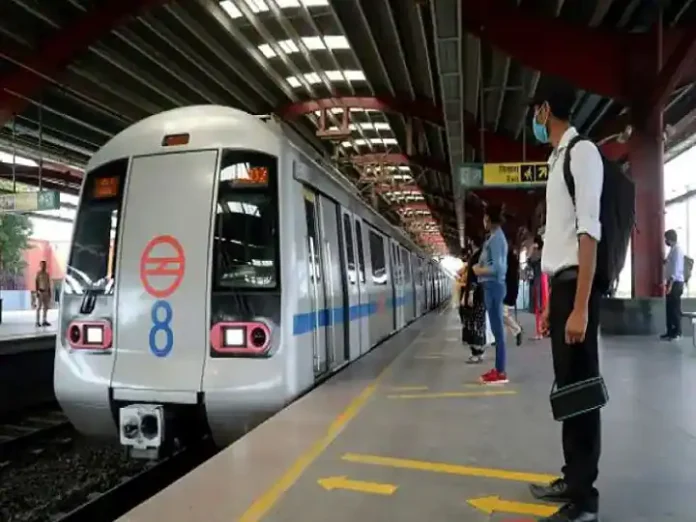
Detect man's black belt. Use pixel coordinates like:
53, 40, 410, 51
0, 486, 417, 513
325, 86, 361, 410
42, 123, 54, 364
552, 266, 578, 282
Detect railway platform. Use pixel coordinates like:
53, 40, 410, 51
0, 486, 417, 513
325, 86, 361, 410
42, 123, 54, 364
0, 309, 57, 346
118, 308, 696, 522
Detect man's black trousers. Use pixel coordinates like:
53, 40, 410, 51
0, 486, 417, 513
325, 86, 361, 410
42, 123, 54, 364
666, 281, 684, 337
549, 274, 601, 513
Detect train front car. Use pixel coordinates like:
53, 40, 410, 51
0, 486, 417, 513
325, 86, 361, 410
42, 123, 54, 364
54, 106, 288, 457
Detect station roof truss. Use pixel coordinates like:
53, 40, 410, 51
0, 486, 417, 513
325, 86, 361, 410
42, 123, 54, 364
3, 0, 696, 252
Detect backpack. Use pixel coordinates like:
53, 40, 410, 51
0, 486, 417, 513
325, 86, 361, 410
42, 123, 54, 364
684, 255, 694, 283
563, 136, 635, 294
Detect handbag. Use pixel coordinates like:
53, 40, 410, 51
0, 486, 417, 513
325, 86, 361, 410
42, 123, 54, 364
549, 375, 609, 422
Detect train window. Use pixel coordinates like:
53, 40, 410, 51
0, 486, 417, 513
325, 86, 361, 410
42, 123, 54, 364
403, 251, 411, 284
66, 159, 128, 295
304, 196, 321, 282
342, 214, 356, 285
354, 220, 366, 284
368, 230, 387, 286
212, 150, 279, 290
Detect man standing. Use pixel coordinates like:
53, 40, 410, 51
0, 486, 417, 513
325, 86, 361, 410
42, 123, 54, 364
526, 81, 603, 522
662, 229, 684, 341
35, 260, 52, 327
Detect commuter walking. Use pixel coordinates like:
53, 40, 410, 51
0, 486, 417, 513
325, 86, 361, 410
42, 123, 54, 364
661, 229, 685, 341
526, 81, 610, 522
460, 245, 488, 363
504, 246, 523, 346
473, 204, 508, 384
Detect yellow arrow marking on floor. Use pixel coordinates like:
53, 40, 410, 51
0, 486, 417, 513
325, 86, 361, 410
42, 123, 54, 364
342, 453, 558, 483
467, 496, 558, 517
317, 475, 397, 495
387, 390, 517, 399
388, 385, 429, 391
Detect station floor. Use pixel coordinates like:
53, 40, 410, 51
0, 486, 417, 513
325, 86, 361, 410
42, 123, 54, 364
119, 308, 696, 522
0, 309, 57, 342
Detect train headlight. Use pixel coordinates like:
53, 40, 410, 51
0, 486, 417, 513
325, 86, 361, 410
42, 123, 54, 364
223, 326, 246, 348
66, 320, 112, 350
211, 321, 271, 356
84, 325, 104, 345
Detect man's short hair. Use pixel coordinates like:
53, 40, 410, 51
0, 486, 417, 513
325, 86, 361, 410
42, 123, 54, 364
665, 229, 678, 242
527, 77, 578, 121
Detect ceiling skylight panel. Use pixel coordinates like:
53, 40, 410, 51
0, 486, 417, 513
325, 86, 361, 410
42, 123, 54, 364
313, 108, 378, 116
221, 0, 329, 19
258, 36, 351, 58
341, 138, 398, 147
286, 70, 367, 87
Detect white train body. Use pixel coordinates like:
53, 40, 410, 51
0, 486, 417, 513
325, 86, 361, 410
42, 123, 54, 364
54, 106, 450, 454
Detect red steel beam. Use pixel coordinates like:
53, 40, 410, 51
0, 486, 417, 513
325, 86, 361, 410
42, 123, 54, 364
0, 0, 169, 125
277, 96, 444, 126
280, 97, 626, 163
460, 0, 628, 100
350, 152, 450, 174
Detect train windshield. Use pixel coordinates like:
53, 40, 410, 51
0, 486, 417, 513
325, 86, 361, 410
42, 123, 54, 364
65, 159, 128, 295
212, 150, 279, 290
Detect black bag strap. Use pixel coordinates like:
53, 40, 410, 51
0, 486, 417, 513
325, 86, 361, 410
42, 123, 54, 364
562, 135, 587, 207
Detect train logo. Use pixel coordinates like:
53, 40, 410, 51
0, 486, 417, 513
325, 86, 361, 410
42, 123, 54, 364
139, 235, 186, 358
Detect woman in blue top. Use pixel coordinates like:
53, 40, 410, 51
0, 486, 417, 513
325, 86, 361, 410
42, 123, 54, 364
473, 203, 509, 384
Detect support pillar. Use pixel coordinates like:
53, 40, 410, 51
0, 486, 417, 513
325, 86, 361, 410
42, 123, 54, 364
629, 108, 665, 298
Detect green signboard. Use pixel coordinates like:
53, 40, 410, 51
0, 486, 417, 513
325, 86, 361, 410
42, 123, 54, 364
0, 190, 60, 213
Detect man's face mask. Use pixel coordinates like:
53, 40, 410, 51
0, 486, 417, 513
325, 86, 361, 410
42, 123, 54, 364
532, 104, 550, 144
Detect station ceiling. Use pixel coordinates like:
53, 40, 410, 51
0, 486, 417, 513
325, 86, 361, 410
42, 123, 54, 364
1, 0, 696, 255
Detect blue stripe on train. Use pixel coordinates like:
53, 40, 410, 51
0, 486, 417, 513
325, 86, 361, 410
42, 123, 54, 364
292, 291, 414, 336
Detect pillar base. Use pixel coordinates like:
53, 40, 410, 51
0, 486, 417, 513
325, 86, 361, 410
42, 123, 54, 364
600, 297, 696, 336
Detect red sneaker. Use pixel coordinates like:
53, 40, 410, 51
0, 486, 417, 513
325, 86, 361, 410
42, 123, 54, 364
481, 369, 509, 384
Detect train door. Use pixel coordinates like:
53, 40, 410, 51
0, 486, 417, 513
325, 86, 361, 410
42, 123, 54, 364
340, 210, 361, 360
402, 248, 414, 322
391, 241, 405, 329
318, 195, 345, 368
303, 189, 329, 376
112, 151, 216, 396
354, 218, 370, 354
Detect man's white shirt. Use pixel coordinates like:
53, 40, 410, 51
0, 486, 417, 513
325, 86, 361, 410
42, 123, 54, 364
541, 127, 604, 275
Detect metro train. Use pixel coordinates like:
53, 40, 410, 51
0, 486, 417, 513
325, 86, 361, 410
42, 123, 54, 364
54, 105, 451, 458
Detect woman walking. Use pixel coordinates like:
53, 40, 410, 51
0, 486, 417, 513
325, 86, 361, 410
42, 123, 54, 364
473, 204, 509, 384
504, 246, 523, 346
459, 245, 488, 363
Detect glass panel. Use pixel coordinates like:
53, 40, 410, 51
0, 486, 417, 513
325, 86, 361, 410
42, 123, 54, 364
212, 151, 278, 290
368, 230, 387, 285
65, 159, 128, 295
355, 220, 366, 284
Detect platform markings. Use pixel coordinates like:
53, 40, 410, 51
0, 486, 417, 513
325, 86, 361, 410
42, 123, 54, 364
387, 390, 517, 399
318, 475, 397, 495
467, 496, 558, 517
413, 355, 444, 359
387, 385, 429, 391
341, 453, 558, 484
237, 314, 443, 521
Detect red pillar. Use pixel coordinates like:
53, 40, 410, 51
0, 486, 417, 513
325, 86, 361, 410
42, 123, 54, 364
629, 111, 665, 297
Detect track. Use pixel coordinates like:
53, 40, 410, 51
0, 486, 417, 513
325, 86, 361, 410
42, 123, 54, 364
0, 406, 71, 461
55, 440, 218, 522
